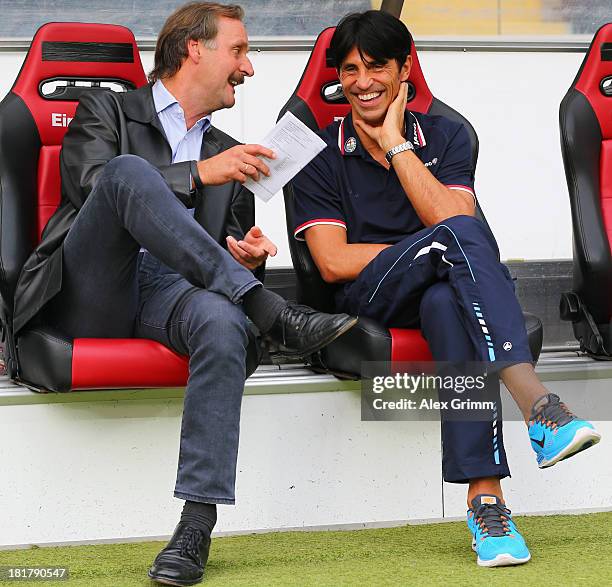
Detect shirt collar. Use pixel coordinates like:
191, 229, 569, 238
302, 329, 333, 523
408, 111, 427, 148
337, 111, 426, 157
152, 79, 177, 114
337, 114, 366, 158
152, 79, 212, 130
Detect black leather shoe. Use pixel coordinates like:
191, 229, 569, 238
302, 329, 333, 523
148, 523, 211, 586
265, 304, 358, 360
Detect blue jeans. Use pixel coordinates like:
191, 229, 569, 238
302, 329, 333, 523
45, 155, 262, 504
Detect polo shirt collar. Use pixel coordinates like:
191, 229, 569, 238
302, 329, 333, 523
407, 111, 427, 149
338, 111, 426, 156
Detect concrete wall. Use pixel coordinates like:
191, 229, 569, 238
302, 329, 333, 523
1, 372, 609, 548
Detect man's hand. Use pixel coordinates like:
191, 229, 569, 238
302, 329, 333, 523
354, 82, 408, 153
197, 144, 276, 185
226, 226, 277, 270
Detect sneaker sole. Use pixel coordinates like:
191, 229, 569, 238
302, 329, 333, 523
538, 427, 602, 468
147, 570, 202, 586
477, 553, 531, 567
269, 316, 358, 360
471, 536, 531, 567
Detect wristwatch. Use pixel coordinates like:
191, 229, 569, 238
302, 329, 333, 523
385, 141, 414, 164
190, 160, 204, 191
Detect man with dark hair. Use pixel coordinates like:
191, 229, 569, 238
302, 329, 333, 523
14, 2, 356, 585
293, 10, 600, 568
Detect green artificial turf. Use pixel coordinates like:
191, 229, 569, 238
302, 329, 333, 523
1, 512, 611, 587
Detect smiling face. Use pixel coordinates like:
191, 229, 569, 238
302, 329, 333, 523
338, 47, 411, 126
195, 16, 254, 112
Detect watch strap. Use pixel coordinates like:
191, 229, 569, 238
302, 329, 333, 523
190, 160, 204, 190
385, 141, 414, 164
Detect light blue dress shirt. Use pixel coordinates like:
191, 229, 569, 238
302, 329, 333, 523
152, 79, 212, 166
144, 80, 211, 250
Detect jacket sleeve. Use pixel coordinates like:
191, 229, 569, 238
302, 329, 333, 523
157, 162, 194, 208
60, 91, 196, 209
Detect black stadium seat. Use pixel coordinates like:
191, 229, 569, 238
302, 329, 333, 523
560, 23, 612, 359
0, 23, 260, 392
279, 26, 543, 377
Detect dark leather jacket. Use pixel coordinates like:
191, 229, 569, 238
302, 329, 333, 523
13, 84, 261, 334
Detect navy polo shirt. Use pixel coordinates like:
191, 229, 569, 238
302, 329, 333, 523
292, 111, 475, 244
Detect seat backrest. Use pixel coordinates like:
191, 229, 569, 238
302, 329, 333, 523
560, 22, 612, 325
0, 22, 147, 318
279, 26, 483, 312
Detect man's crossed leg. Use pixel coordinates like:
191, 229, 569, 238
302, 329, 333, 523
43, 154, 357, 584
337, 214, 600, 567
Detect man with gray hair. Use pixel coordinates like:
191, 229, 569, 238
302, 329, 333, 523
18, 2, 356, 584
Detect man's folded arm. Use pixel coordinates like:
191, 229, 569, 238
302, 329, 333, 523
292, 147, 389, 283
379, 124, 476, 227
389, 149, 475, 226
304, 225, 389, 284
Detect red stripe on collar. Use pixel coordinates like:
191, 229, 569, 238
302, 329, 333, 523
409, 112, 427, 148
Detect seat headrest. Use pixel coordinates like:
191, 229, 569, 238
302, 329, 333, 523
295, 26, 433, 130
572, 22, 612, 139
12, 22, 147, 145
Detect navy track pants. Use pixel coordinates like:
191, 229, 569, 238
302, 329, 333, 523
337, 214, 533, 482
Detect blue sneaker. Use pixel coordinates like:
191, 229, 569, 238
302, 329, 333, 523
467, 494, 531, 567
528, 393, 601, 468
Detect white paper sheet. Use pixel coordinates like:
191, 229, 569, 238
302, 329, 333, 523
243, 111, 327, 202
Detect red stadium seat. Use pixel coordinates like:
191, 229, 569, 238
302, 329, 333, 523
0, 23, 258, 391
279, 27, 543, 376
560, 23, 612, 358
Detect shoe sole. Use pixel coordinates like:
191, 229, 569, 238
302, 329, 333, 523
538, 427, 602, 468
269, 316, 358, 361
147, 570, 202, 586
471, 538, 531, 567
477, 553, 531, 567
